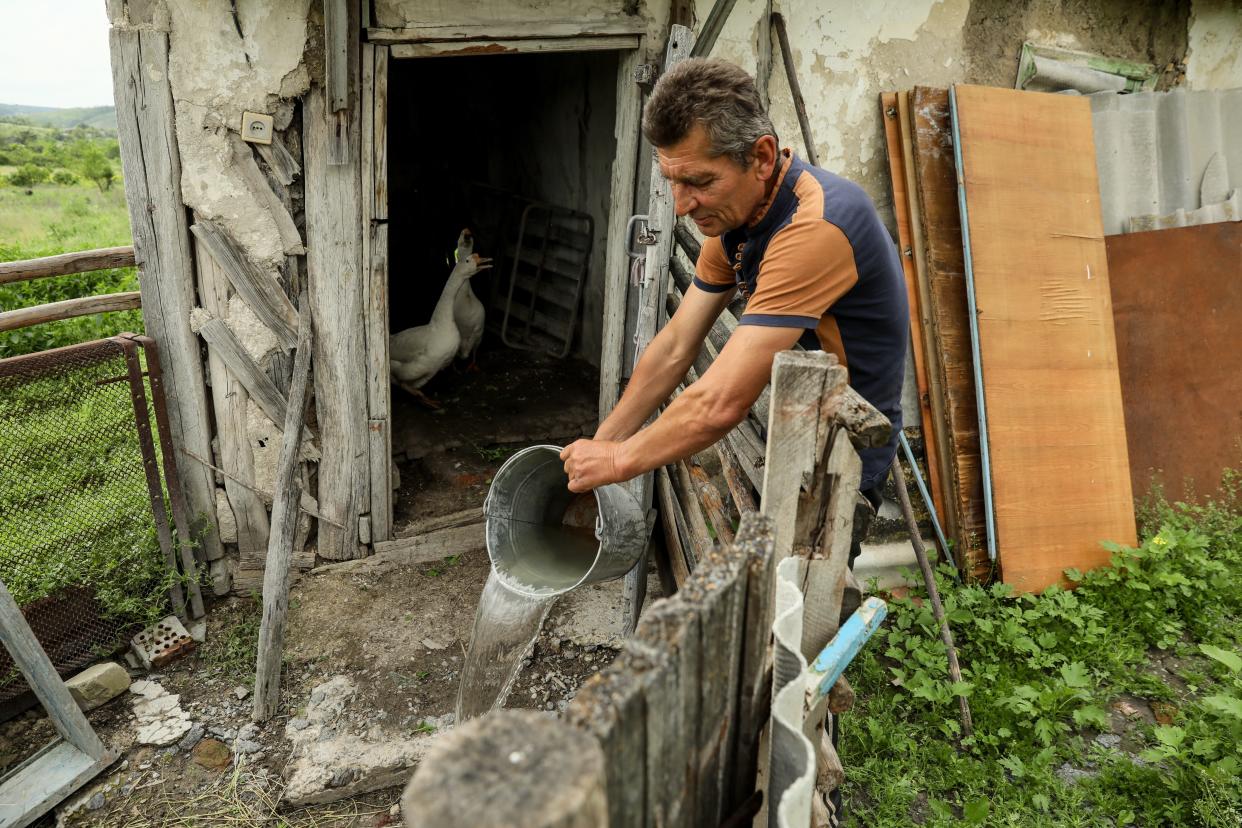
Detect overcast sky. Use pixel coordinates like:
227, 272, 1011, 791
0, 0, 115, 108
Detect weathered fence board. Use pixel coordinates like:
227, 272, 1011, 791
0, 246, 135, 285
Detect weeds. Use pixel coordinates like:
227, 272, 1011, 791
843, 472, 1242, 826
199, 599, 262, 679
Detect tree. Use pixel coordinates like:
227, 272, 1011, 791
8, 164, 49, 187
82, 151, 114, 192
52, 169, 77, 185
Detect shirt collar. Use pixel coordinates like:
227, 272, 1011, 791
746, 148, 799, 235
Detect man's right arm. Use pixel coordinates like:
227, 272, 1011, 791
594, 283, 735, 442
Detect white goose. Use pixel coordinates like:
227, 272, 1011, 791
451, 228, 486, 370
390, 252, 492, 406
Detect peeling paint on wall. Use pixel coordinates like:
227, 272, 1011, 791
1188, 0, 1242, 89
164, 0, 312, 272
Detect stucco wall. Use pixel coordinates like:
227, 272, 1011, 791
1188, 0, 1242, 89
696, 0, 1193, 231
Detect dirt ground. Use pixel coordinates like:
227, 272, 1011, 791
10, 345, 656, 826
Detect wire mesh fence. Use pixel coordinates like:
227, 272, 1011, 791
0, 335, 195, 711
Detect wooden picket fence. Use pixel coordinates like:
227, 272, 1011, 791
404, 349, 892, 827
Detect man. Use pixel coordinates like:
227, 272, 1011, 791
561, 58, 908, 538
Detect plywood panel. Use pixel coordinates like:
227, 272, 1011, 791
952, 84, 1136, 592
1105, 222, 1242, 504
910, 87, 988, 578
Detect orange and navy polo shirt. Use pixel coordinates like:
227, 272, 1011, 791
693, 150, 909, 490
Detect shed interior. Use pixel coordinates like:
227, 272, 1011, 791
385, 49, 623, 530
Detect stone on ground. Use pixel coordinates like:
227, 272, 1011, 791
281, 675, 442, 807
65, 661, 129, 712
129, 680, 194, 746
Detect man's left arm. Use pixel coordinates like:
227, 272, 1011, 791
561, 324, 802, 492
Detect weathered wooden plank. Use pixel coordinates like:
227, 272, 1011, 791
680, 525, 748, 826
620, 27, 694, 635
762, 351, 834, 564
655, 466, 692, 588
881, 92, 946, 533
0, 292, 141, 333
390, 36, 638, 58
190, 219, 298, 348
690, 0, 740, 57
910, 86, 987, 578
952, 84, 1136, 591
898, 91, 956, 545
566, 647, 654, 828
366, 521, 484, 563
254, 135, 300, 186
253, 295, 313, 722
109, 27, 221, 564
716, 437, 758, 514
194, 237, 271, 571
799, 430, 863, 660
0, 578, 107, 760
825, 384, 892, 450
0, 739, 115, 828
362, 46, 392, 542
0, 246, 134, 285
365, 223, 391, 536
688, 461, 733, 546
305, 84, 368, 560
635, 601, 702, 828
367, 18, 646, 43
402, 710, 608, 828
672, 459, 714, 559
324, 0, 349, 112
362, 42, 375, 229
390, 506, 480, 537
228, 134, 304, 256
673, 218, 701, 263
367, 418, 392, 543
193, 312, 289, 426
771, 12, 819, 167
598, 46, 643, 418
729, 513, 776, 807
373, 46, 389, 221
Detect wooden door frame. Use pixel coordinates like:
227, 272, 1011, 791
360, 30, 646, 544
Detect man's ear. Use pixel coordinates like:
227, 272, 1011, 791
750, 135, 779, 180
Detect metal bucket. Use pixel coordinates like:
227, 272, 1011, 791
483, 445, 647, 598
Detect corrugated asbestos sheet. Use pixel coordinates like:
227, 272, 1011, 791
1091, 87, 1242, 235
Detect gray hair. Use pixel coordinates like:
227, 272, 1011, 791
642, 57, 778, 168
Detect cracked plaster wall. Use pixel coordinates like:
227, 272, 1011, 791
164, 0, 312, 273
111, 1, 313, 274
695, 0, 1190, 231
1188, 0, 1242, 89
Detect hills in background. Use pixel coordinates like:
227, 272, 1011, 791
0, 104, 116, 132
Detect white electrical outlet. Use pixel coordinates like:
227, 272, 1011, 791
241, 111, 274, 145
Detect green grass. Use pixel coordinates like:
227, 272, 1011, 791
841, 474, 1242, 826
198, 599, 263, 679
0, 169, 176, 629
0, 184, 139, 357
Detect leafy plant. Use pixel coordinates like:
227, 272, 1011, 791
843, 474, 1242, 825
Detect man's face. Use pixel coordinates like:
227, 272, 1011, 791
657, 124, 777, 237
